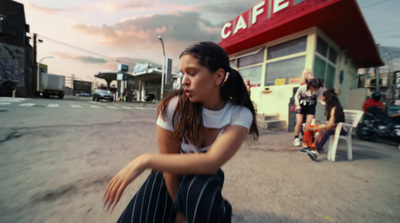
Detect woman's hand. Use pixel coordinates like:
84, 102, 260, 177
303, 126, 311, 132
103, 154, 149, 213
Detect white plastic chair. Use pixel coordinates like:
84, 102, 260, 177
324, 109, 364, 162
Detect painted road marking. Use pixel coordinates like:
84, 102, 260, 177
19, 103, 35, 107
0, 101, 156, 111
0, 97, 28, 102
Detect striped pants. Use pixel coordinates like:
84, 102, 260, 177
117, 170, 232, 223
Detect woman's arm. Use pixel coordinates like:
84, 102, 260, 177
148, 125, 248, 174
157, 126, 181, 201
317, 87, 326, 105
104, 124, 248, 211
294, 85, 304, 108
304, 107, 336, 131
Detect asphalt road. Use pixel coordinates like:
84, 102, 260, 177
0, 96, 159, 223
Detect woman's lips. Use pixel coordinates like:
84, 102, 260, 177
184, 89, 191, 97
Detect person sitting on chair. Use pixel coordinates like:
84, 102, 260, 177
302, 88, 346, 161
363, 92, 384, 114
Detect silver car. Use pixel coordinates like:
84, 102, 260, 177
92, 89, 113, 101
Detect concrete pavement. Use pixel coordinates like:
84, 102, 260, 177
228, 129, 400, 222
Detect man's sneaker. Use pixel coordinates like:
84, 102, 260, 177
293, 138, 301, 146
298, 147, 310, 154
307, 150, 319, 161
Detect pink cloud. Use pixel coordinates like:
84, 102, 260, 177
96, 0, 149, 13
27, 2, 64, 14
52, 52, 107, 64
27, 2, 89, 14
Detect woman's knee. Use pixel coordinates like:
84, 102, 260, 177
178, 174, 223, 200
118, 171, 175, 223
176, 173, 226, 220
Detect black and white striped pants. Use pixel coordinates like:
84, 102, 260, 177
117, 170, 232, 223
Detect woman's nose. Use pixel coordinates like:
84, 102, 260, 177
182, 75, 189, 87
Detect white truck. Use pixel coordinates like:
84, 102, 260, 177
40, 73, 65, 99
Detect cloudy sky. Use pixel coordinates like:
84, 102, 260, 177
14, 0, 400, 86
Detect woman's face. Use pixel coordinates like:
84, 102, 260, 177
304, 72, 313, 80
180, 54, 221, 103
309, 86, 318, 94
322, 95, 326, 102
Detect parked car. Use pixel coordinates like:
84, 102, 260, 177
144, 93, 155, 102
93, 89, 113, 101
76, 92, 91, 97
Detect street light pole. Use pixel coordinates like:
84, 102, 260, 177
158, 36, 165, 100
37, 56, 54, 92
87, 75, 97, 93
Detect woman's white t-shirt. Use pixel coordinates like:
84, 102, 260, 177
156, 96, 253, 153
294, 84, 324, 107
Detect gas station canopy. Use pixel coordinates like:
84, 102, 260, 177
94, 70, 134, 82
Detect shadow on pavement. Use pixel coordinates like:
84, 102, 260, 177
324, 137, 398, 162
233, 210, 307, 223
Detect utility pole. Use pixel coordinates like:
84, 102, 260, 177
71, 74, 75, 87
32, 33, 38, 96
158, 36, 165, 100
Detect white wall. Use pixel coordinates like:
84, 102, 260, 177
258, 85, 297, 124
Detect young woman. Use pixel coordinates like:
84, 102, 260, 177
103, 41, 258, 222
293, 78, 324, 151
302, 88, 346, 161
299, 69, 314, 85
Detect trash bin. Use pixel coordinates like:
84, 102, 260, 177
288, 98, 296, 132
288, 87, 299, 132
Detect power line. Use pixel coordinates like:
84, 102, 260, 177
362, 5, 400, 18
367, 17, 400, 28
373, 27, 400, 35
25, 33, 135, 67
365, 13, 400, 25
360, 0, 388, 9
372, 23, 400, 32
36, 34, 112, 60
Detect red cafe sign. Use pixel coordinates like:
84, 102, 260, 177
221, 0, 307, 40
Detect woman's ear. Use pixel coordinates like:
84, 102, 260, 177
215, 68, 225, 86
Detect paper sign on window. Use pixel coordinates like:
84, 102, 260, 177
274, 78, 286, 85
289, 77, 301, 84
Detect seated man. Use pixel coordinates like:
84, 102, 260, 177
363, 92, 384, 114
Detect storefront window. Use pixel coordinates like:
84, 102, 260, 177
314, 56, 326, 80
314, 55, 336, 88
328, 47, 337, 64
316, 37, 328, 57
326, 64, 335, 88
239, 65, 262, 86
267, 36, 307, 59
264, 56, 305, 86
237, 48, 265, 68
230, 59, 236, 68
